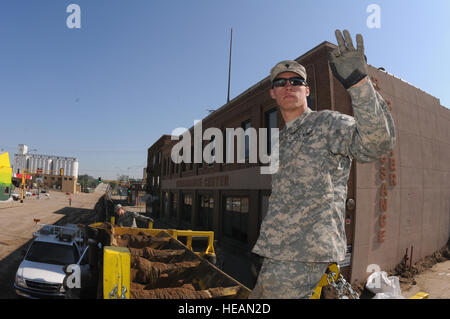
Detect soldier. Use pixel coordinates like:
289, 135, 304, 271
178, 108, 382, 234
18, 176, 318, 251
249, 30, 396, 299
114, 204, 153, 228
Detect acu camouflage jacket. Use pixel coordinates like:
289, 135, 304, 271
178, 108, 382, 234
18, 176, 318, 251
252, 78, 396, 262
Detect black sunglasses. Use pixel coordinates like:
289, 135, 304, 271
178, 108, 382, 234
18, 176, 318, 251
272, 77, 307, 88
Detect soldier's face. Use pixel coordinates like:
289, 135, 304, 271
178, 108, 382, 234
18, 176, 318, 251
117, 208, 125, 216
270, 72, 310, 112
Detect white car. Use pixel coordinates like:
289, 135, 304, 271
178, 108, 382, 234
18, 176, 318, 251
14, 224, 88, 299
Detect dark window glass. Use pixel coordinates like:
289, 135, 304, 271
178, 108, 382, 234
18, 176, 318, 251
242, 120, 251, 160
170, 193, 177, 219
265, 108, 278, 154
182, 194, 192, 223
198, 194, 214, 230
25, 242, 78, 266
222, 196, 248, 243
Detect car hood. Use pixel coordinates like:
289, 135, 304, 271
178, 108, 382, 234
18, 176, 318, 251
17, 260, 66, 284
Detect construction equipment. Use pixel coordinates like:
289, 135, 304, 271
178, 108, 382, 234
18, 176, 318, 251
66, 221, 251, 299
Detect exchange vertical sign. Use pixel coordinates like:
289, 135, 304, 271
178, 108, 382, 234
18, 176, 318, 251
378, 150, 397, 243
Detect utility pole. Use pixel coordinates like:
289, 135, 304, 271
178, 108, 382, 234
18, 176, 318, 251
227, 28, 233, 104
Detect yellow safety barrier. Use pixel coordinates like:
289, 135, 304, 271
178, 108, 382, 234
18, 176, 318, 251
408, 292, 429, 299
103, 246, 130, 299
92, 222, 215, 260
166, 230, 215, 258
310, 263, 340, 299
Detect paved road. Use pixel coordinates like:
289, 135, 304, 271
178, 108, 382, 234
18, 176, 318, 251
0, 185, 107, 298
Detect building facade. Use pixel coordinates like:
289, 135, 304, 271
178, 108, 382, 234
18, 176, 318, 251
146, 41, 450, 284
12, 144, 79, 193
0, 152, 12, 201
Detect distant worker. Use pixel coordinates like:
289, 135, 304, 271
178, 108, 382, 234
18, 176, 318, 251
114, 204, 153, 228
69, 197, 72, 206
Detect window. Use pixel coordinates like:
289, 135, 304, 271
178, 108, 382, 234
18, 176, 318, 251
162, 192, 169, 217
25, 242, 78, 266
265, 108, 278, 154
198, 141, 204, 168
225, 128, 234, 164
190, 145, 194, 170
241, 120, 251, 161
222, 197, 249, 243
208, 136, 215, 167
182, 194, 192, 224
198, 194, 214, 230
163, 160, 166, 176
180, 148, 186, 172
170, 193, 177, 219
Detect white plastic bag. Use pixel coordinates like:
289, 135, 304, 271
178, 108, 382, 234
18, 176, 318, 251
365, 271, 403, 298
372, 292, 405, 299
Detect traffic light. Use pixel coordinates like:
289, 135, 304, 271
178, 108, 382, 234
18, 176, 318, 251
98, 177, 102, 183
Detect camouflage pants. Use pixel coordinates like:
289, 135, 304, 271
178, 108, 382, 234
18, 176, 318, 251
248, 258, 329, 299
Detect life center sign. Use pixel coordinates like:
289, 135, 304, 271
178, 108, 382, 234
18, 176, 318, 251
175, 175, 230, 188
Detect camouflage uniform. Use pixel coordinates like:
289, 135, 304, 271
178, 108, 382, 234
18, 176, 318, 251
250, 78, 396, 298
116, 211, 152, 228
250, 259, 329, 299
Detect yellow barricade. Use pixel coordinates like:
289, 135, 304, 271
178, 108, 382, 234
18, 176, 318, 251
103, 246, 130, 299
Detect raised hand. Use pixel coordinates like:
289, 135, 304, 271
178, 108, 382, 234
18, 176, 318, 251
329, 29, 368, 89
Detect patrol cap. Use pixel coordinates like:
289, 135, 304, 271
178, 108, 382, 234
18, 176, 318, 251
114, 204, 123, 213
270, 60, 307, 83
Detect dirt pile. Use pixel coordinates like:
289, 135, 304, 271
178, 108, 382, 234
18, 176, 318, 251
390, 239, 450, 285
112, 232, 243, 299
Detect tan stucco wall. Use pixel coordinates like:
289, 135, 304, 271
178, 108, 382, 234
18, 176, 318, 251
351, 68, 450, 283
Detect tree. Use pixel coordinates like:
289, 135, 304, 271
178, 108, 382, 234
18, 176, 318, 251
77, 174, 97, 190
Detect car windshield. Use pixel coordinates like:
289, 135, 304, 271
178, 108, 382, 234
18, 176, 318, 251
25, 241, 77, 266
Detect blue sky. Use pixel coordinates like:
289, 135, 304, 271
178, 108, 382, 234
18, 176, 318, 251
1, 0, 449, 179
